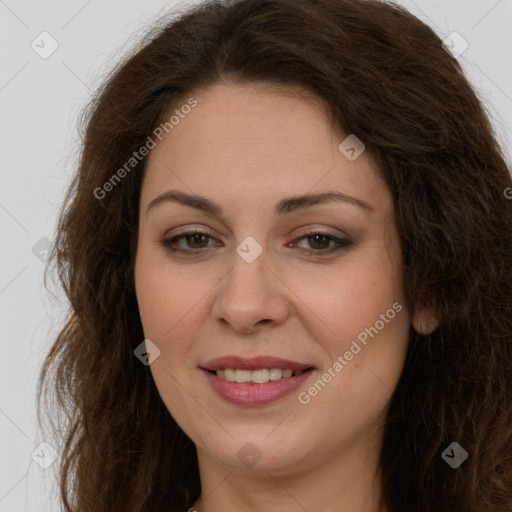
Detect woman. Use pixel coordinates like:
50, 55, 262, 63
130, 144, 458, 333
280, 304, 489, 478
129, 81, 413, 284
38, 0, 512, 510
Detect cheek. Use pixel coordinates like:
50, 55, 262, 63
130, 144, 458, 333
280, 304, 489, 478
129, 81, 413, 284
290, 246, 406, 349
134, 249, 210, 425
134, 246, 219, 345
291, 245, 410, 407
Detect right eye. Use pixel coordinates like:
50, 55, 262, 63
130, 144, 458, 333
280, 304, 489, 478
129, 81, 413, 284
161, 229, 222, 255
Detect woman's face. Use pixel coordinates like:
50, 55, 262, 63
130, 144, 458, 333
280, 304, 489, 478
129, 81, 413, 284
134, 82, 412, 476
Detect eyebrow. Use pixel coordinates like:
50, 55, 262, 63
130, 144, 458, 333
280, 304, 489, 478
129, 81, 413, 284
146, 190, 374, 216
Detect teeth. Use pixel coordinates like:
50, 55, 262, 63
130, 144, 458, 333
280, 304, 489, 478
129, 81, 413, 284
251, 368, 269, 384
269, 368, 283, 380
214, 367, 306, 383
224, 369, 236, 382
235, 369, 252, 383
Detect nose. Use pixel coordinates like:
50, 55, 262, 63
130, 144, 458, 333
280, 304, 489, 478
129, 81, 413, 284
212, 247, 290, 333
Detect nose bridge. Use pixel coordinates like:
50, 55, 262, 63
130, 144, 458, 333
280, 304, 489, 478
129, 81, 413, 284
230, 243, 268, 293
213, 242, 289, 330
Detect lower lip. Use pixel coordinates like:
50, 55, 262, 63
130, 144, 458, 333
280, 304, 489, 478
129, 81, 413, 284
202, 368, 315, 407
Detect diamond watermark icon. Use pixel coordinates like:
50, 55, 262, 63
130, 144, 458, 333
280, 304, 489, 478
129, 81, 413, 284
31, 441, 58, 469
236, 442, 262, 468
31, 237, 52, 262
442, 32, 469, 59
338, 134, 365, 161
441, 441, 468, 469
134, 339, 161, 366
236, 236, 263, 264
31, 31, 59, 59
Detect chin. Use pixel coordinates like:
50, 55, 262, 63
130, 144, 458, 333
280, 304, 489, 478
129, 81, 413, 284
195, 428, 313, 472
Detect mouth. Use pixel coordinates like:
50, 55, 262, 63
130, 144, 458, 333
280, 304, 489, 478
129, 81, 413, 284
200, 355, 316, 406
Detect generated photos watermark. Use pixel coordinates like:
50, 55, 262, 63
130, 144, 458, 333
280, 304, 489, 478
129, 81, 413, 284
441, 442, 468, 469
298, 301, 403, 404
134, 339, 161, 366
94, 97, 198, 200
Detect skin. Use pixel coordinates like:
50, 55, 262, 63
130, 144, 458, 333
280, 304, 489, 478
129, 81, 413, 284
134, 82, 437, 512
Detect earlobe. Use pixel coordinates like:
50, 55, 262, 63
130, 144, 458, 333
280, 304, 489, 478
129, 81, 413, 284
412, 307, 440, 335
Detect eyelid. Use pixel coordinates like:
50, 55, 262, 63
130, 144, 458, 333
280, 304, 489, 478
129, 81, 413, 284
163, 225, 220, 243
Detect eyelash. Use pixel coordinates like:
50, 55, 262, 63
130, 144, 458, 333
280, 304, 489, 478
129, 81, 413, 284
160, 229, 352, 256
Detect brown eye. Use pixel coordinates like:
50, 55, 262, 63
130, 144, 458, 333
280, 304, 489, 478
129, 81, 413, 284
161, 230, 220, 254
183, 233, 209, 249
290, 232, 353, 255
306, 234, 332, 250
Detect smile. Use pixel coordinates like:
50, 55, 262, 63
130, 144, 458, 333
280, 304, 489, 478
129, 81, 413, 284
201, 355, 316, 406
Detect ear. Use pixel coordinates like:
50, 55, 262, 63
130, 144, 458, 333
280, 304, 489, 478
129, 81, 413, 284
411, 307, 439, 335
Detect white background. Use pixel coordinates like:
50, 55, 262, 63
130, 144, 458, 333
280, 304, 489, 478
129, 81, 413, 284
0, 0, 511, 510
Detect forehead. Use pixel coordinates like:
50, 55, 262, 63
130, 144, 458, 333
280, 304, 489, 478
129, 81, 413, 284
141, 82, 389, 214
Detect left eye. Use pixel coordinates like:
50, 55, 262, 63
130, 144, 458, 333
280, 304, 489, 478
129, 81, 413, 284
291, 233, 351, 253
161, 230, 352, 255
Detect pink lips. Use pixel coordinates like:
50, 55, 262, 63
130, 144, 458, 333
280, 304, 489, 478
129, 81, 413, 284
201, 355, 315, 407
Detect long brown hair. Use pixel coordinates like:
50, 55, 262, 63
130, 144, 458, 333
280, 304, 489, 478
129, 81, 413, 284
38, 0, 512, 510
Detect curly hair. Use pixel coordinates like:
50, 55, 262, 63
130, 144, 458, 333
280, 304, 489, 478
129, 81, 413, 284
38, 0, 512, 510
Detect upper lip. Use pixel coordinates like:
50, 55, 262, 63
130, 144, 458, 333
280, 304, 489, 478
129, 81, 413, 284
201, 356, 314, 371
